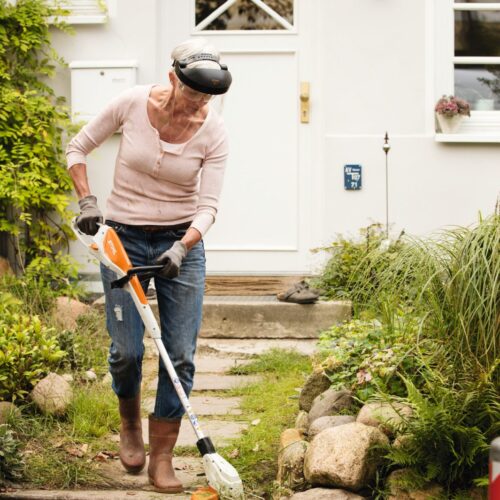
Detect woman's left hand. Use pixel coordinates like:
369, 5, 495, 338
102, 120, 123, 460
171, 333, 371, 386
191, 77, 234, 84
155, 241, 188, 278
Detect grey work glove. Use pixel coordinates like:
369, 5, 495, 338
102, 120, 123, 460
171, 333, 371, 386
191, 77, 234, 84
76, 195, 103, 236
155, 240, 188, 279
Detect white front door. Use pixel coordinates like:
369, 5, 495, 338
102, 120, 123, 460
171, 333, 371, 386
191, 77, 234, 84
160, 0, 320, 274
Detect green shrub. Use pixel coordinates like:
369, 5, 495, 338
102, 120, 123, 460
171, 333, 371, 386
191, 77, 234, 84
0, 0, 79, 284
312, 223, 405, 303
0, 424, 23, 485
318, 317, 424, 401
383, 374, 499, 491
58, 311, 109, 376
0, 291, 66, 401
352, 215, 499, 380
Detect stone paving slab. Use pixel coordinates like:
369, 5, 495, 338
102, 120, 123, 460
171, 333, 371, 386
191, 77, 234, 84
98, 455, 205, 492
143, 396, 242, 416
193, 356, 251, 373
147, 374, 260, 392
0, 490, 190, 499
198, 338, 318, 356
138, 418, 247, 447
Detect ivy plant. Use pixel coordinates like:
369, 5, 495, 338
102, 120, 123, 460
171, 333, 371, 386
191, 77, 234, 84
0, 0, 78, 289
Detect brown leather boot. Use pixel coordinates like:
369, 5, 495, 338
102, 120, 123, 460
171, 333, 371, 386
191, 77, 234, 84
118, 394, 146, 473
147, 415, 183, 493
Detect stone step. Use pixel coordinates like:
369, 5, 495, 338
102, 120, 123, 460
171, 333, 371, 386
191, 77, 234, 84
198, 338, 319, 356
146, 374, 261, 392
108, 418, 247, 449
143, 395, 242, 416
93, 295, 351, 339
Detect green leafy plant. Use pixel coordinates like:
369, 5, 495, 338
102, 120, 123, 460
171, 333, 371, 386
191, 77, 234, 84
318, 317, 423, 400
0, 424, 23, 484
0, 291, 66, 401
383, 374, 499, 491
0, 0, 78, 286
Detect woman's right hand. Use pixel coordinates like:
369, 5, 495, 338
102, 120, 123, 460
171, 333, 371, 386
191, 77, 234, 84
76, 195, 103, 235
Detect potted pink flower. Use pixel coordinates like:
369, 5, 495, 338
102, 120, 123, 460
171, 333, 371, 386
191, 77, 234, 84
435, 95, 471, 133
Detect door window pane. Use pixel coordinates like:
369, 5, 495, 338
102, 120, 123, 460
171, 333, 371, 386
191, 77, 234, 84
455, 65, 500, 110
195, 0, 227, 27
196, 0, 293, 30
263, 0, 293, 24
455, 10, 500, 56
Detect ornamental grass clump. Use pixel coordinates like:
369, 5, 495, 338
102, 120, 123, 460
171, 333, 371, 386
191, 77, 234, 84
435, 95, 471, 117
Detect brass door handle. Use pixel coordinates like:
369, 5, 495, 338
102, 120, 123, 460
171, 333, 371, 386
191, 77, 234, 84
300, 82, 310, 123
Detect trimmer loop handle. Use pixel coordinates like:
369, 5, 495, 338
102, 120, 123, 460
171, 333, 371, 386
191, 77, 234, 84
111, 264, 164, 289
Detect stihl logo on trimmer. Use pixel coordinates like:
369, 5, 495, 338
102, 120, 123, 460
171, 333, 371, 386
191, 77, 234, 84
106, 238, 117, 256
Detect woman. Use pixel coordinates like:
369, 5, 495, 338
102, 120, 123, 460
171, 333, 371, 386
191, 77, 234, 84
66, 39, 231, 493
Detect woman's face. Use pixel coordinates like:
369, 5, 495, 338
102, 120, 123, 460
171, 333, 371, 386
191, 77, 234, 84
169, 72, 212, 111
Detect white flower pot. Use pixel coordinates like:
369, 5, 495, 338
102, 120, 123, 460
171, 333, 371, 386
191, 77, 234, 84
436, 113, 464, 134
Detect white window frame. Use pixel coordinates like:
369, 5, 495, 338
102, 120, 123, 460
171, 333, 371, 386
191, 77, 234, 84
192, 0, 297, 35
48, 0, 107, 25
435, 0, 500, 142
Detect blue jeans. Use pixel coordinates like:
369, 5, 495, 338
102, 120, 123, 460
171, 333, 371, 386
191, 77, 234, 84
100, 220, 206, 419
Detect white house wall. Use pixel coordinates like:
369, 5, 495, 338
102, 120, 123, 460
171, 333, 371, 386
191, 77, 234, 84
48, 0, 500, 276
318, 0, 499, 246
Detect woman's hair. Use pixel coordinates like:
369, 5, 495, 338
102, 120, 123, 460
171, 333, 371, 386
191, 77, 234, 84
171, 38, 220, 70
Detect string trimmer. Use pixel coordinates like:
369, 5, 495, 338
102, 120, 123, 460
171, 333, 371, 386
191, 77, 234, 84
73, 220, 245, 500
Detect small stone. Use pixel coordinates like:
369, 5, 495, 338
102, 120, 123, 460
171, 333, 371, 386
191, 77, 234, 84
280, 428, 303, 450
251, 418, 261, 426
31, 373, 73, 416
277, 440, 308, 489
289, 488, 364, 500
54, 297, 90, 331
386, 469, 444, 500
101, 372, 113, 385
0, 402, 21, 424
308, 415, 356, 440
295, 410, 309, 432
308, 388, 353, 424
84, 370, 98, 382
61, 373, 74, 383
304, 422, 388, 491
356, 402, 413, 436
299, 369, 332, 412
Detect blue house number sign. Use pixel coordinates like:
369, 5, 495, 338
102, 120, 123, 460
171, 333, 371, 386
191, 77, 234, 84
344, 164, 362, 190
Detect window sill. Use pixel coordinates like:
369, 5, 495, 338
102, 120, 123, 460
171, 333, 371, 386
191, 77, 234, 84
48, 14, 107, 24
435, 133, 500, 143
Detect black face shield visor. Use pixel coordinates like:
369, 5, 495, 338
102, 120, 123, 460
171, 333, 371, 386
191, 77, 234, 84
173, 53, 232, 95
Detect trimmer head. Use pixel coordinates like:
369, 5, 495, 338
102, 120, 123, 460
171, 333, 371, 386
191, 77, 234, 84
202, 453, 245, 499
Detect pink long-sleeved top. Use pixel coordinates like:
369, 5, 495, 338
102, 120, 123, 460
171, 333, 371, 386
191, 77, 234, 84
66, 84, 228, 236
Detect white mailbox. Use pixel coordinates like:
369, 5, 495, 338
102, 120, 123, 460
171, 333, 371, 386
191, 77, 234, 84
69, 60, 138, 122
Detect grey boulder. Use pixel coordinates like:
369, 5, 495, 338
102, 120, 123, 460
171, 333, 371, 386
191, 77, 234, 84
356, 402, 412, 436
308, 388, 353, 424
30, 373, 73, 416
299, 370, 331, 412
277, 440, 308, 489
308, 415, 356, 440
304, 422, 388, 491
289, 488, 364, 499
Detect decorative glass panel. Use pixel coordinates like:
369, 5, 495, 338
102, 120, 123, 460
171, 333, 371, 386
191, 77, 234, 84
455, 65, 500, 110
455, 10, 500, 56
262, 0, 293, 24
195, 0, 228, 27
196, 0, 293, 30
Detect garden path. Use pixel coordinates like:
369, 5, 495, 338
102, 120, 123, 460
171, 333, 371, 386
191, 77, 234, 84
1, 338, 316, 500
